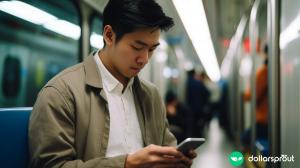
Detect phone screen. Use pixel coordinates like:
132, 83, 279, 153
177, 138, 205, 154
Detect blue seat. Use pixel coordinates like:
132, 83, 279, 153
0, 107, 32, 168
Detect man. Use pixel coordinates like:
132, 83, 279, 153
28, 0, 196, 167
242, 45, 269, 149
186, 69, 210, 137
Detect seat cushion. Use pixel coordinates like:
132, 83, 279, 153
0, 107, 31, 168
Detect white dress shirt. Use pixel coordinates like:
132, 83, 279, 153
94, 51, 143, 157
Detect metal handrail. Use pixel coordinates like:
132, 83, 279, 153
267, 0, 281, 167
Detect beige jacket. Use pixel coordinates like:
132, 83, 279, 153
28, 53, 176, 168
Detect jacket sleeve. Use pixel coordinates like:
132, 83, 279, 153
28, 86, 127, 168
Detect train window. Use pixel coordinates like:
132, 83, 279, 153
90, 14, 104, 51
0, 0, 80, 107
2, 56, 21, 99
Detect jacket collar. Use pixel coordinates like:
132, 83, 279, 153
83, 52, 104, 89
83, 52, 148, 99
94, 51, 134, 93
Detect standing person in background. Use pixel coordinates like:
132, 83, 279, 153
198, 72, 221, 123
28, 0, 197, 167
242, 45, 269, 149
186, 69, 210, 137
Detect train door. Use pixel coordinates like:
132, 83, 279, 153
280, 0, 300, 167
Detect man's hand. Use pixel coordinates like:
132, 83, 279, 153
184, 149, 197, 160
125, 144, 195, 168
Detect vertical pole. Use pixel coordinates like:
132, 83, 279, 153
79, 1, 92, 62
267, 0, 281, 167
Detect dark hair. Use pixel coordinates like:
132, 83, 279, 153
187, 69, 195, 77
165, 91, 177, 103
200, 71, 207, 79
102, 0, 174, 45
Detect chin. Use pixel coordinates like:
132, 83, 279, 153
126, 71, 139, 78
124, 73, 135, 79
127, 74, 137, 78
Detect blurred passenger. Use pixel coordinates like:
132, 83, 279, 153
165, 90, 191, 142
198, 72, 221, 123
28, 0, 196, 168
242, 45, 269, 148
217, 80, 229, 131
186, 69, 210, 137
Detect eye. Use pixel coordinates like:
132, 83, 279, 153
149, 47, 157, 52
131, 45, 143, 51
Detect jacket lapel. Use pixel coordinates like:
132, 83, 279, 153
133, 77, 150, 146
83, 53, 107, 102
83, 53, 109, 157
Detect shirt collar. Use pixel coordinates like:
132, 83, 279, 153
94, 50, 134, 93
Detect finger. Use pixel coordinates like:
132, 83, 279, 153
176, 154, 193, 167
186, 150, 197, 159
150, 146, 183, 158
180, 155, 193, 167
146, 145, 192, 166
149, 153, 182, 165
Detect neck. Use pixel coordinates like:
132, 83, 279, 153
98, 48, 129, 87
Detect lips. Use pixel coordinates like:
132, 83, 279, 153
131, 67, 141, 72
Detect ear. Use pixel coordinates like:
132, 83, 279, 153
103, 25, 115, 46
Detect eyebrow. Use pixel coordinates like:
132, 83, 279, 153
134, 40, 160, 48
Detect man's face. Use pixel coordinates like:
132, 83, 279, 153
106, 27, 160, 80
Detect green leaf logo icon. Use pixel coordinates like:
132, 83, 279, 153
229, 151, 244, 166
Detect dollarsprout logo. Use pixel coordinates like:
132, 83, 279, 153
229, 151, 244, 166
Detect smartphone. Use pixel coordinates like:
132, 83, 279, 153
177, 138, 205, 154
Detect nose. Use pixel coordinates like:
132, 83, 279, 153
136, 50, 149, 66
